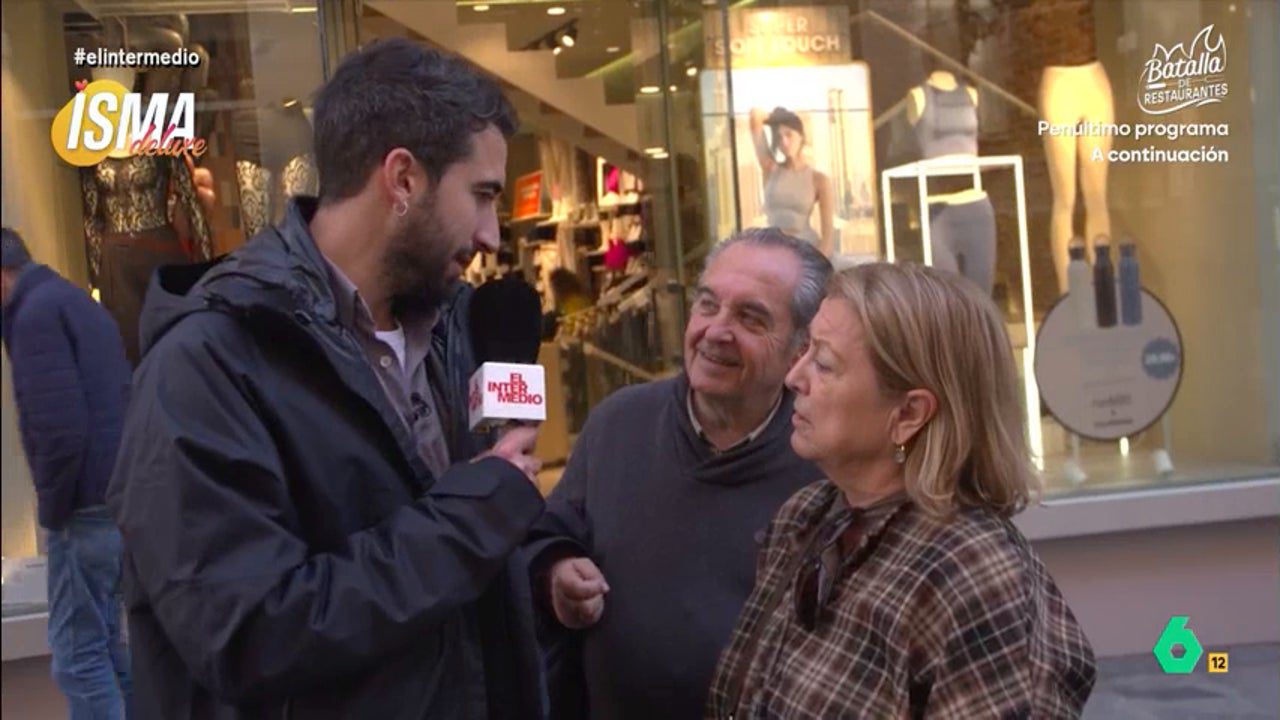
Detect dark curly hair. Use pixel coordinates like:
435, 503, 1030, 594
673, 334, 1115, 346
313, 38, 519, 203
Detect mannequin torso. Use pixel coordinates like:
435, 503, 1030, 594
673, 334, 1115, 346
906, 71, 985, 204
907, 71, 979, 126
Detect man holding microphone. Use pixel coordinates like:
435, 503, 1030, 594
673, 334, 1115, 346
108, 40, 546, 719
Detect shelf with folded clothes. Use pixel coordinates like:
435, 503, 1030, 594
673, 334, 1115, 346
598, 198, 647, 218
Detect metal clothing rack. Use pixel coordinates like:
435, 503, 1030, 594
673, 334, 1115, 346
880, 154, 1043, 467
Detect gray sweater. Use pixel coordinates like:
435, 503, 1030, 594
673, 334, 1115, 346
526, 375, 822, 719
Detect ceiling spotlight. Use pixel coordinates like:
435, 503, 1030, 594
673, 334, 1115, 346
473, 3, 490, 11
644, 146, 666, 154
650, 151, 670, 159
547, 6, 566, 15
553, 45, 563, 55
606, 46, 621, 53
686, 66, 697, 77
639, 85, 660, 94
668, 85, 677, 92
560, 26, 577, 47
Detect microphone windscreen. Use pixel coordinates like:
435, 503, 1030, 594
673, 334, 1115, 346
469, 276, 543, 365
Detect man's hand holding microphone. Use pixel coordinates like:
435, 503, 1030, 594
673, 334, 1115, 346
468, 275, 611, 626
476, 425, 542, 484
468, 276, 548, 487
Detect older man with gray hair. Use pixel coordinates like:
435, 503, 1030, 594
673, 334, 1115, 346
525, 228, 832, 719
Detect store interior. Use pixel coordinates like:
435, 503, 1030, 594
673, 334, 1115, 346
358, 0, 1279, 498
362, 0, 701, 476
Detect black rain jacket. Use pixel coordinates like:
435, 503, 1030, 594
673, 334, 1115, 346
107, 198, 548, 719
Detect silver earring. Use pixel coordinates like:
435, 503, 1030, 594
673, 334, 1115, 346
893, 444, 906, 464
393, 199, 408, 217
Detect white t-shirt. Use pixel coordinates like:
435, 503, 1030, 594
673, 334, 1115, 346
374, 323, 408, 373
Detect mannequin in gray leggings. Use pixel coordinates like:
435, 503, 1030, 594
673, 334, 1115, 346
907, 72, 997, 295
929, 196, 996, 295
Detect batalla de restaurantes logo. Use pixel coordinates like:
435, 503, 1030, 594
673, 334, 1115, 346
1139, 24, 1229, 116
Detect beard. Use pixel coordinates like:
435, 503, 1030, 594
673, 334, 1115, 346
382, 193, 464, 310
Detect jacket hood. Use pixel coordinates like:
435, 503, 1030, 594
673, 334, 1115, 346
3, 263, 54, 318
2, 264, 55, 344
138, 197, 474, 359
139, 198, 336, 357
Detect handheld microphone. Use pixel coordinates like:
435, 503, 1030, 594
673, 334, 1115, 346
467, 276, 547, 430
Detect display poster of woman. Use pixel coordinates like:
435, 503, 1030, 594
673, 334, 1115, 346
748, 107, 835, 255
700, 64, 878, 262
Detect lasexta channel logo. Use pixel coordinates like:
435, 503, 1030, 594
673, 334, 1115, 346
1152, 616, 1229, 675
1152, 616, 1202, 673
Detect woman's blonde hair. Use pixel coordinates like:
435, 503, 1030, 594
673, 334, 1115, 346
826, 263, 1038, 517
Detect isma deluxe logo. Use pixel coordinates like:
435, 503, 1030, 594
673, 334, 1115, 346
50, 79, 207, 167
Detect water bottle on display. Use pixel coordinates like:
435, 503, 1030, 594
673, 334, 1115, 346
1118, 239, 1142, 326
1066, 236, 1094, 331
1093, 238, 1117, 328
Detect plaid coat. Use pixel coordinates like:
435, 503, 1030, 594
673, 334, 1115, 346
705, 481, 1096, 719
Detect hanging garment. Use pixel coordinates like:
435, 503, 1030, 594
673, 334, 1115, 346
236, 161, 273, 238
81, 155, 211, 364
280, 153, 320, 199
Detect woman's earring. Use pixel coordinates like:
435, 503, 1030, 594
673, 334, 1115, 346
393, 198, 408, 217
893, 444, 907, 465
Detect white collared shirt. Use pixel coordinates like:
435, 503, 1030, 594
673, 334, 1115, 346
687, 389, 783, 454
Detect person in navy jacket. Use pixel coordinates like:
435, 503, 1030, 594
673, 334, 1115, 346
1, 226, 133, 718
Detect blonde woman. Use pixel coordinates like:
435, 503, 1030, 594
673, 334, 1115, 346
705, 263, 1095, 718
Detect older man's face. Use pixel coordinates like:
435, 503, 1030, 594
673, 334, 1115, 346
684, 243, 802, 406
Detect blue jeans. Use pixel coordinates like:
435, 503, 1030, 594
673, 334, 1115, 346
47, 506, 132, 719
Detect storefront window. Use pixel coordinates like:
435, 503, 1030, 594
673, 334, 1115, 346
5, 3, 1273, 594
362, 1, 1278, 499
1, 0, 324, 615
695, 0, 1280, 497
